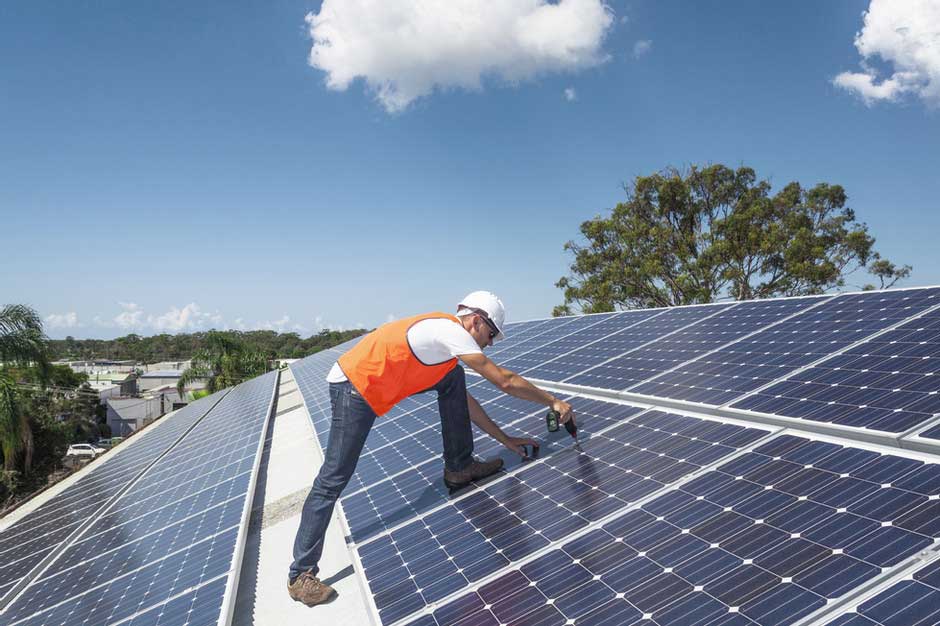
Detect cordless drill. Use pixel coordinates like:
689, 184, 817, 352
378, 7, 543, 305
546, 409, 579, 442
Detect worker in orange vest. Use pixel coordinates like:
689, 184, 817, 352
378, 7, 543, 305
288, 291, 575, 607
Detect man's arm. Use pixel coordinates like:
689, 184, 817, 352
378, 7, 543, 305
459, 353, 573, 423
466, 393, 537, 457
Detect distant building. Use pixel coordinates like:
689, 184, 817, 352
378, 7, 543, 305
138, 370, 184, 392
57, 359, 137, 375
86, 371, 137, 399
106, 386, 186, 436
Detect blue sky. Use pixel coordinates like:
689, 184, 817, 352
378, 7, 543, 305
1, 0, 938, 339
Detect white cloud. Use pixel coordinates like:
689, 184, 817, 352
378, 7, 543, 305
833, 0, 940, 107
45, 312, 79, 329
564, 87, 578, 101
306, 0, 616, 112
114, 302, 144, 329
633, 39, 652, 59
258, 315, 292, 333
147, 303, 222, 333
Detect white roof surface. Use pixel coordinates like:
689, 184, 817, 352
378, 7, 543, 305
233, 367, 371, 624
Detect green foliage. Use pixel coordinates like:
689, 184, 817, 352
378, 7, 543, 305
176, 331, 269, 395
555, 164, 912, 314
0, 304, 48, 475
47, 328, 368, 362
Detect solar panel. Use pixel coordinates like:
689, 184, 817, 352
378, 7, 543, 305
484, 315, 606, 363
1, 371, 278, 626
410, 432, 940, 626
497, 311, 657, 374
282, 286, 940, 626
340, 395, 648, 543
522, 304, 735, 385
353, 408, 772, 624
0, 388, 229, 609
734, 306, 940, 436
823, 557, 940, 625
629, 288, 940, 406
576, 296, 824, 393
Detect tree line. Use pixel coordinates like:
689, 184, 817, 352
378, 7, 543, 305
48, 328, 368, 363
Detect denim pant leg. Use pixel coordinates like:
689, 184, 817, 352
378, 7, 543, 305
290, 381, 376, 579
433, 365, 474, 472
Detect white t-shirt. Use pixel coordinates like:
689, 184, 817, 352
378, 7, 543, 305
326, 318, 482, 383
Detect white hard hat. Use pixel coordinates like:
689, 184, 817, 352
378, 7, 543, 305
457, 291, 507, 342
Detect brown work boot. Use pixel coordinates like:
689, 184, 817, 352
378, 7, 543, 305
443, 457, 504, 490
288, 571, 335, 606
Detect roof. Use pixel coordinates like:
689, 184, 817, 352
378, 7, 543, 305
139, 369, 183, 378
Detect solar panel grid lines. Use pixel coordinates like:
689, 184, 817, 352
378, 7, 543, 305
2, 371, 279, 626
503, 309, 677, 380
107, 574, 230, 626
5, 528, 240, 626
340, 397, 654, 544
820, 552, 940, 626
617, 295, 834, 396
524, 302, 740, 390
405, 429, 940, 626
724, 300, 940, 441
352, 379, 501, 461
482, 317, 565, 360
344, 395, 660, 547
491, 312, 634, 369
626, 288, 940, 409
734, 305, 940, 443
338, 391, 551, 502
354, 410, 777, 625
0, 387, 228, 544
0, 388, 232, 612
378, 415, 779, 626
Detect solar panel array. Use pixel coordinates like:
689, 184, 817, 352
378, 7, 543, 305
288, 286, 940, 626
0, 370, 278, 626
824, 557, 940, 625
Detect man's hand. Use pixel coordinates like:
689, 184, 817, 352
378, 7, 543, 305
502, 435, 540, 458
552, 399, 574, 424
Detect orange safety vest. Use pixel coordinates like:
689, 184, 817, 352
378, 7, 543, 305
338, 312, 462, 416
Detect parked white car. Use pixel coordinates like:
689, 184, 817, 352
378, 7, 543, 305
66, 444, 106, 459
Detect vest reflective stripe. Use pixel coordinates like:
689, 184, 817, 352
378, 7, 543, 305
338, 312, 461, 416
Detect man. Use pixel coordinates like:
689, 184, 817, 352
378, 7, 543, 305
288, 291, 575, 607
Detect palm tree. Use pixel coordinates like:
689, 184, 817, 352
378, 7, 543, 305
0, 305, 49, 474
176, 331, 267, 395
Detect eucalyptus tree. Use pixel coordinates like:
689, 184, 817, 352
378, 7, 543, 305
555, 164, 911, 314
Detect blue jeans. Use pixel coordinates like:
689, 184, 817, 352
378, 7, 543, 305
290, 365, 474, 579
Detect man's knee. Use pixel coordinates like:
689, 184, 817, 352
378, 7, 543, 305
312, 469, 351, 499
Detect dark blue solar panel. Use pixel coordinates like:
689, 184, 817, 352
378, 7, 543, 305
824, 558, 940, 626
412, 434, 940, 626
524, 305, 735, 384
481, 316, 587, 363
353, 411, 769, 624
630, 288, 940, 406
733, 307, 940, 434
578, 296, 821, 393
3, 371, 277, 625
0, 388, 228, 607
500, 310, 661, 375
341, 397, 647, 543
